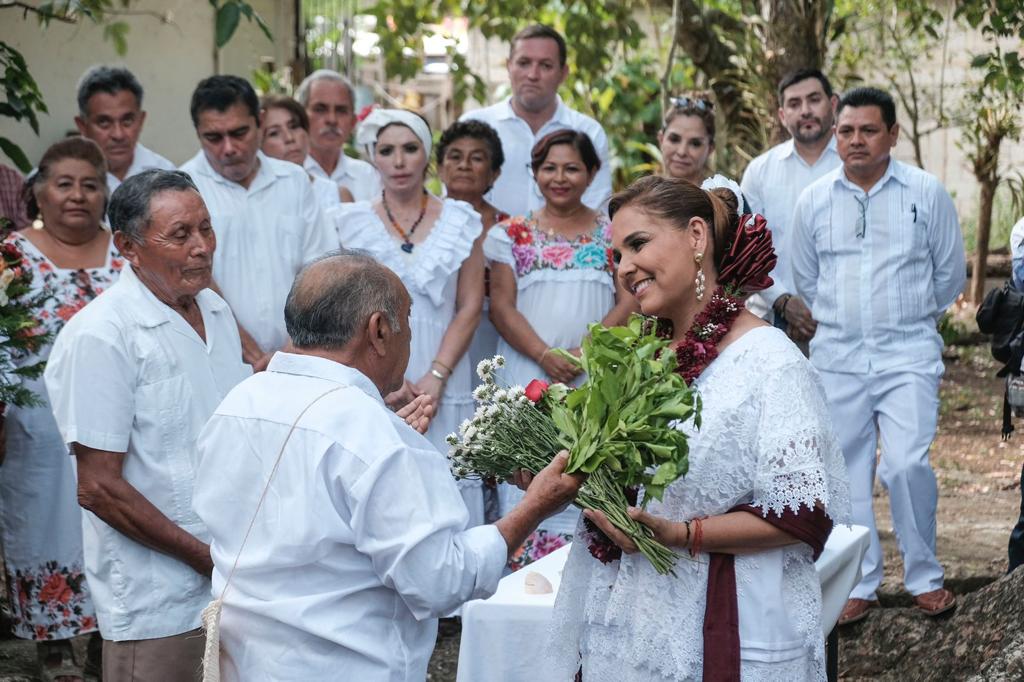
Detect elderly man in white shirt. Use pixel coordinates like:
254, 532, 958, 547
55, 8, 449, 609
181, 75, 336, 372
296, 69, 380, 201
789, 87, 965, 626
741, 68, 841, 329
45, 169, 251, 681
193, 250, 582, 681
460, 24, 611, 216
74, 65, 175, 193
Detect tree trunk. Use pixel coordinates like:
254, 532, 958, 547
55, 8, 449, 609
971, 178, 997, 303
839, 567, 1024, 680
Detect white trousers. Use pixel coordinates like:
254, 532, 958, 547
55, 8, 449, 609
818, 365, 945, 600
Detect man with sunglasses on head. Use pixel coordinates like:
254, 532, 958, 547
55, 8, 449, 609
788, 86, 965, 627
741, 69, 841, 334
460, 24, 611, 216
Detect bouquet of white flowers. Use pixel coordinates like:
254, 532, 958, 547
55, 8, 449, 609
447, 315, 699, 575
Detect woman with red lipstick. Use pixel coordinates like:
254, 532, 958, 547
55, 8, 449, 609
485, 129, 635, 569
1, 138, 121, 681
659, 93, 716, 186
339, 109, 487, 525
545, 176, 851, 681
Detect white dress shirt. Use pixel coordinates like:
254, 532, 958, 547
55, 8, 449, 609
304, 153, 380, 202
106, 142, 176, 193
741, 137, 841, 317
788, 158, 966, 374
180, 150, 336, 352
44, 266, 251, 641
193, 352, 507, 681
460, 96, 612, 216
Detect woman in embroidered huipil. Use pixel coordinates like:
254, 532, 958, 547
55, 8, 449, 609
338, 109, 487, 526
485, 130, 635, 569
0, 138, 123, 679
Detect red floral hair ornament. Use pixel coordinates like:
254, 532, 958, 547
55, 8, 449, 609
717, 213, 777, 296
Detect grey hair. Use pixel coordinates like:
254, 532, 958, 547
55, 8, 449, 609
285, 249, 405, 350
295, 69, 355, 107
108, 169, 200, 244
76, 65, 144, 117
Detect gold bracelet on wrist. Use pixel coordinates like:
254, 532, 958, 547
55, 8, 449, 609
538, 347, 552, 364
430, 368, 447, 381
431, 358, 453, 375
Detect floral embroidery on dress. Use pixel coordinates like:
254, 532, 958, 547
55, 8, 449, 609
508, 529, 574, 572
502, 213, 614, 279
9, 561, 97, 640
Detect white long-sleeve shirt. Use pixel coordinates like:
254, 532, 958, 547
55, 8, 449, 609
460, 96, 612, 216
741, 137, 841, 317
192, 352, 507, 681
789, 158, 966, 374
180, 151, 336, 352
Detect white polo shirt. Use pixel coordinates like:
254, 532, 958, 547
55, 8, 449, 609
741, 137, 841, 317
106, 142, 176, 193
460, 96, 612, 216
193, 352, 506, 681
44, 265, 251, 641
789, 158, 966, 374
304, 153, 380, 202
180, 150, 336, 352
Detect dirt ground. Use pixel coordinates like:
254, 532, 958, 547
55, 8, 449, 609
2, 346, 1019, 681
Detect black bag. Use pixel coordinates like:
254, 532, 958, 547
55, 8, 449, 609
976, 280, 1024, 372
976, 280, 1024, 438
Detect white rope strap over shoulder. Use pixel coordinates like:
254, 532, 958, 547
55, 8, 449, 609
200, 386, 343, 682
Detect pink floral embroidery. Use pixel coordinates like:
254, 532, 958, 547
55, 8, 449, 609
541, 244, 575, 269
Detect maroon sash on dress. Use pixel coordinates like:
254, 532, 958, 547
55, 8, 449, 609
701, 504, 833, 682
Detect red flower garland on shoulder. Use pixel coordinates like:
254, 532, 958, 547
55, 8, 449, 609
674, 213, 776, 384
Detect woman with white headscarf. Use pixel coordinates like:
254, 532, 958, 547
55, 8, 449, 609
338, 109, 486, 525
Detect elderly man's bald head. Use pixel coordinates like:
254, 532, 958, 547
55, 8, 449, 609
285, 250, 408, 350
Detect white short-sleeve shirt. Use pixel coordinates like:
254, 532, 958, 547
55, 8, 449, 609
460, 96, 612, 216
180, 150, 336, 352
304, 153, 381, 202
740, 137, 841, 316
44, 266, 252, 640
193, 352, 506, 681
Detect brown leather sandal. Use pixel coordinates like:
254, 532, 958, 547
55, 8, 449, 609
838, 597, 879, 625
913, 587, 956, 616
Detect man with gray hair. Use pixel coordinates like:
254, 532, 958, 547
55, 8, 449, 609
45, 169, 252, 680
192, 251, 582, 681
74, 65, 175, 192
296, 69, 379, 200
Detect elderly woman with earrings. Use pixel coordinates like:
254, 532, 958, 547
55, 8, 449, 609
538, 176, 851, 681
259, 94, 354, 213
336, 109, 487, 526
0, 137, 124, 682
659, 92, 716, 185
485, 129, 636, 569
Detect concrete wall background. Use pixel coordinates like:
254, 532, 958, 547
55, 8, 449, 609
0, 0, 294, 169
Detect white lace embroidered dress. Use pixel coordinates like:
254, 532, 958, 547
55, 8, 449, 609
548, 327, 852, 681
483, 214, 617, 541
335, 199, 484, 523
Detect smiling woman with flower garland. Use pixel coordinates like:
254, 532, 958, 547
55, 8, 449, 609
485, 129, 636, 569
545, 175, 851, 682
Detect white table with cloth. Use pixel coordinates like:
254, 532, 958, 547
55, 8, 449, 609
457, 524, 871, 682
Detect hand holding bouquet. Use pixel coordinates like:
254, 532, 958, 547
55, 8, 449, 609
447, 315, 699, 574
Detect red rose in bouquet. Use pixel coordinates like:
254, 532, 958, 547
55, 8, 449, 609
524, 379, 549, 403
717, 214, 777, 296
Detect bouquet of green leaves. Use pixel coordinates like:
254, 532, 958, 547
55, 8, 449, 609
446, 314, 699, 575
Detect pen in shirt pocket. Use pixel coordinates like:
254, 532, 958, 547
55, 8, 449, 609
911, 203, 917, 223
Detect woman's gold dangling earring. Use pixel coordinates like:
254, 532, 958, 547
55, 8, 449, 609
694, 253, 706, 301
31, 214, 44, 231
